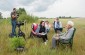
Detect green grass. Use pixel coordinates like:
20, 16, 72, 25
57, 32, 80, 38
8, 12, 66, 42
0, 18, 85, 55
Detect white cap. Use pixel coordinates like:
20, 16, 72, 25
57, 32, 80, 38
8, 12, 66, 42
67, 21, 74, 26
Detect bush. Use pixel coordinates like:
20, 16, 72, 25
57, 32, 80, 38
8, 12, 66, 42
9, 37, 25, 50
18, 14, 38, 23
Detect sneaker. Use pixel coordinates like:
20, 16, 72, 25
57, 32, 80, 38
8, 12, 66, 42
44, 42, 47, 45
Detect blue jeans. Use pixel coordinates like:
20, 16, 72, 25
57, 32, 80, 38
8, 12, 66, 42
11, 20, 17, 36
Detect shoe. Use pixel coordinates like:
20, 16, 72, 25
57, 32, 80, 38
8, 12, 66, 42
44, 42, 47, 45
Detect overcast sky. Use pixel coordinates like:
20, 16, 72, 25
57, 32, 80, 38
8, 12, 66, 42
0, 0, 85, 18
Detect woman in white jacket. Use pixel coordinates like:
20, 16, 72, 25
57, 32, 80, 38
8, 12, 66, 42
45, 21, 51, 33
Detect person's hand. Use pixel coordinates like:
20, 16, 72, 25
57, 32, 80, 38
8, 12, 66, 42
53, 34, 59, 40
38, 33, 42, 35
12, 15, 17, 19
57, 34, 59, 36
34, 32, 37, 35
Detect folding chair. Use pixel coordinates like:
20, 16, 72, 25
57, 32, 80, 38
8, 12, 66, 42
59, 28, 76, 49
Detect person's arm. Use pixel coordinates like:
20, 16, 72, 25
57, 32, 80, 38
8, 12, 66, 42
35, 26, 41, 35
54, 22, 57, 28
59, 32, 65, 36
45, 27, 48, 34
60, 22, 62, 28
60, 29, 74, 40
32, 30, 36, 34
12, 15, 17, 19
11, 12, 17, 19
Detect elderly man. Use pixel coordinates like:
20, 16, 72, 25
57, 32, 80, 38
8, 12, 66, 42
52, 21, 74, 48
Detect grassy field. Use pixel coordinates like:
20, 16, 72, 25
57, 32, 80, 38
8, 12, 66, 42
0, 18, 85, 55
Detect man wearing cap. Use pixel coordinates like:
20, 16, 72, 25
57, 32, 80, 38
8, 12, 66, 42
52, 21, 74, 48
11, 8, 18, 37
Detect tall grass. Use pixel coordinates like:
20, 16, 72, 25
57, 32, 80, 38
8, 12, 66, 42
0, 18, 85, 55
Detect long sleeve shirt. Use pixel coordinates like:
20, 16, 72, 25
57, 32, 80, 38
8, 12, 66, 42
59, 27, 74, 40
54, 21, 62, 29
35, 25, 47, 34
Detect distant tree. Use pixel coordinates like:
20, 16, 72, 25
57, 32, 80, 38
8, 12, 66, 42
59, 16, 61, 18
17, 8, 27, 16
62, 16, 65, 18
69, 16, 71, 18
16, 8, 38, 23
0, 12, 3, 19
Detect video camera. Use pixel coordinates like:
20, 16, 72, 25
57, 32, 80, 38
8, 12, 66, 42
17, 13, 19, 18
16, 21, 24, 27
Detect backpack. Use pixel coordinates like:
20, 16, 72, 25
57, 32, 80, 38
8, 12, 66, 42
32, 23, 38, 32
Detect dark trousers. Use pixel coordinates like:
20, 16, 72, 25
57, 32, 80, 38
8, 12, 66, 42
55, 28, 63, 33
37, 35, 48, 42
11, 20, 17, 36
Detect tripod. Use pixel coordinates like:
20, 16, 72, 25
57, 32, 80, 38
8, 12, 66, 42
17, 25, 25, 39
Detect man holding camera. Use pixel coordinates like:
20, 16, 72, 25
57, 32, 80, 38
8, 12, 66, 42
11, 8, 18, 37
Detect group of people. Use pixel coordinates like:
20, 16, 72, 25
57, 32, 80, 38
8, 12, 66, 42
31, 20, 50, 45
52, 19, 74, 48
11, 8, 75, 49
31, 18, 75, 49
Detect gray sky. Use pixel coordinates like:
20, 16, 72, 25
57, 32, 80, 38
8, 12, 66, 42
0, 0, 85, 18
